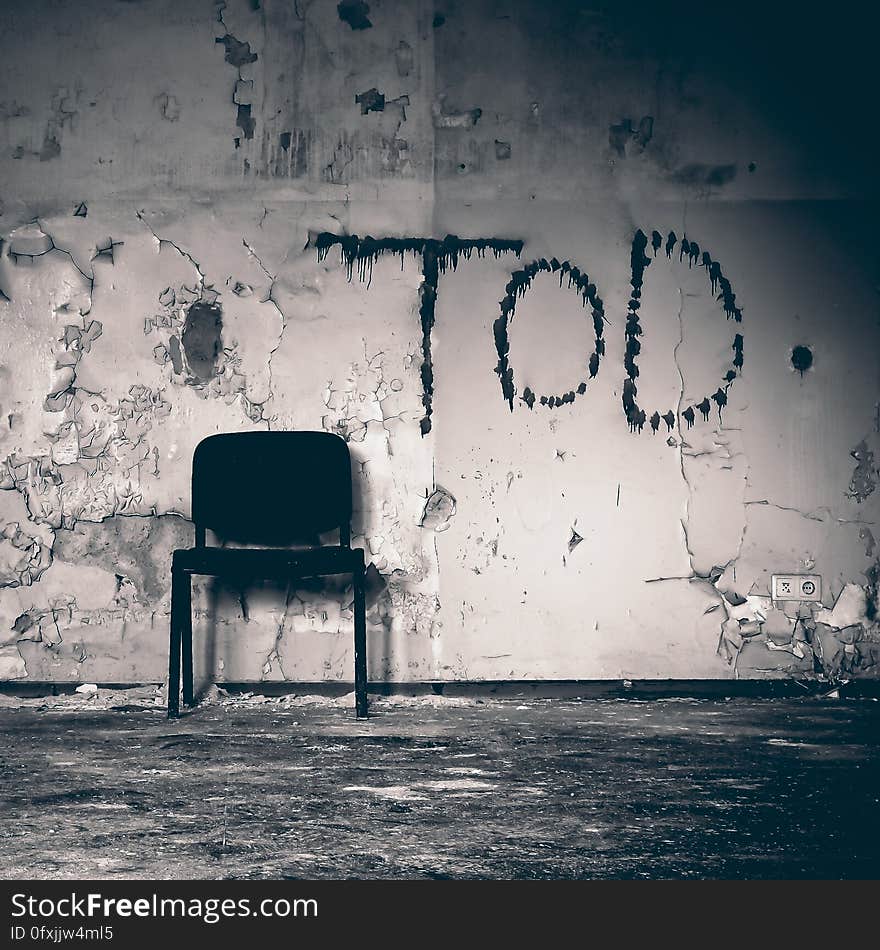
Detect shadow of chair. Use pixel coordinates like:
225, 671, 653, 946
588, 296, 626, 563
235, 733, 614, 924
168, 431, 367, 719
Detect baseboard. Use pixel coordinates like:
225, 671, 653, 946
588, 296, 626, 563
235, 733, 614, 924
2, 679, 879, 699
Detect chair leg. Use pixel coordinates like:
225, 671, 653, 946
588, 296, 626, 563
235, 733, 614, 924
168, 568, 183, 719
180, 572, 195, 707
353, 561, 368, 719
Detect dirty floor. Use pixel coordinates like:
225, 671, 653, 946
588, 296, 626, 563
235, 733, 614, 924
0, 691, 878, 879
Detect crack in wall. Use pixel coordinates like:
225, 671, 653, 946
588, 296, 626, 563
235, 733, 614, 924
241, 237, 286, 426
670, 283, 696, 573
136, 211, 206, 294
5, 220, 95, 307
0, 522, 53, 589
659, 278, 759, 672
744, 500, 829, 523
321, 344, 408, 447
324, 139, 358, 184
262, 580, 292, 679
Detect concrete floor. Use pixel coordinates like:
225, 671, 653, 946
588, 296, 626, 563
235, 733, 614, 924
0, 691, 878, 879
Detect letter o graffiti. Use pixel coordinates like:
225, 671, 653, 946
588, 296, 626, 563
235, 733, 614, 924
493, 257, 606, 410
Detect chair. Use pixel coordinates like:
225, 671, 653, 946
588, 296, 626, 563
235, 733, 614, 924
168, 431, 367, 719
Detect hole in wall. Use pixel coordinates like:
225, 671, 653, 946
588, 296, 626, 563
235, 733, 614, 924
182, 301, 223, 382
791, 344, 813, 376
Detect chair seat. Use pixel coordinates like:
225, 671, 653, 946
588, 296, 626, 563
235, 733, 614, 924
172, 544, 364, 579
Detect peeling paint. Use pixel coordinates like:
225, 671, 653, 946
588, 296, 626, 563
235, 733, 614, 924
420, 487, 456, 532
847, 440, 877, 502
337, 1, 372, 30
355, 89, 386, 115
432, 97, 482, 129
216, 34, 258, 68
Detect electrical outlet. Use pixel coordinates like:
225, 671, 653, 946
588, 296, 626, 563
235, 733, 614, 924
771, 573, 822, 602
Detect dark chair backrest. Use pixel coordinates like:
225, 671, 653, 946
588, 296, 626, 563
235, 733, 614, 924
191, 431, 352, 545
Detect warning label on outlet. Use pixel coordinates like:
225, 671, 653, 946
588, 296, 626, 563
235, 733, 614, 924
771, 574, 822, 602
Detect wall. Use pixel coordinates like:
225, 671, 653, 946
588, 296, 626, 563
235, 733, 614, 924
0, 0, 877, 685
